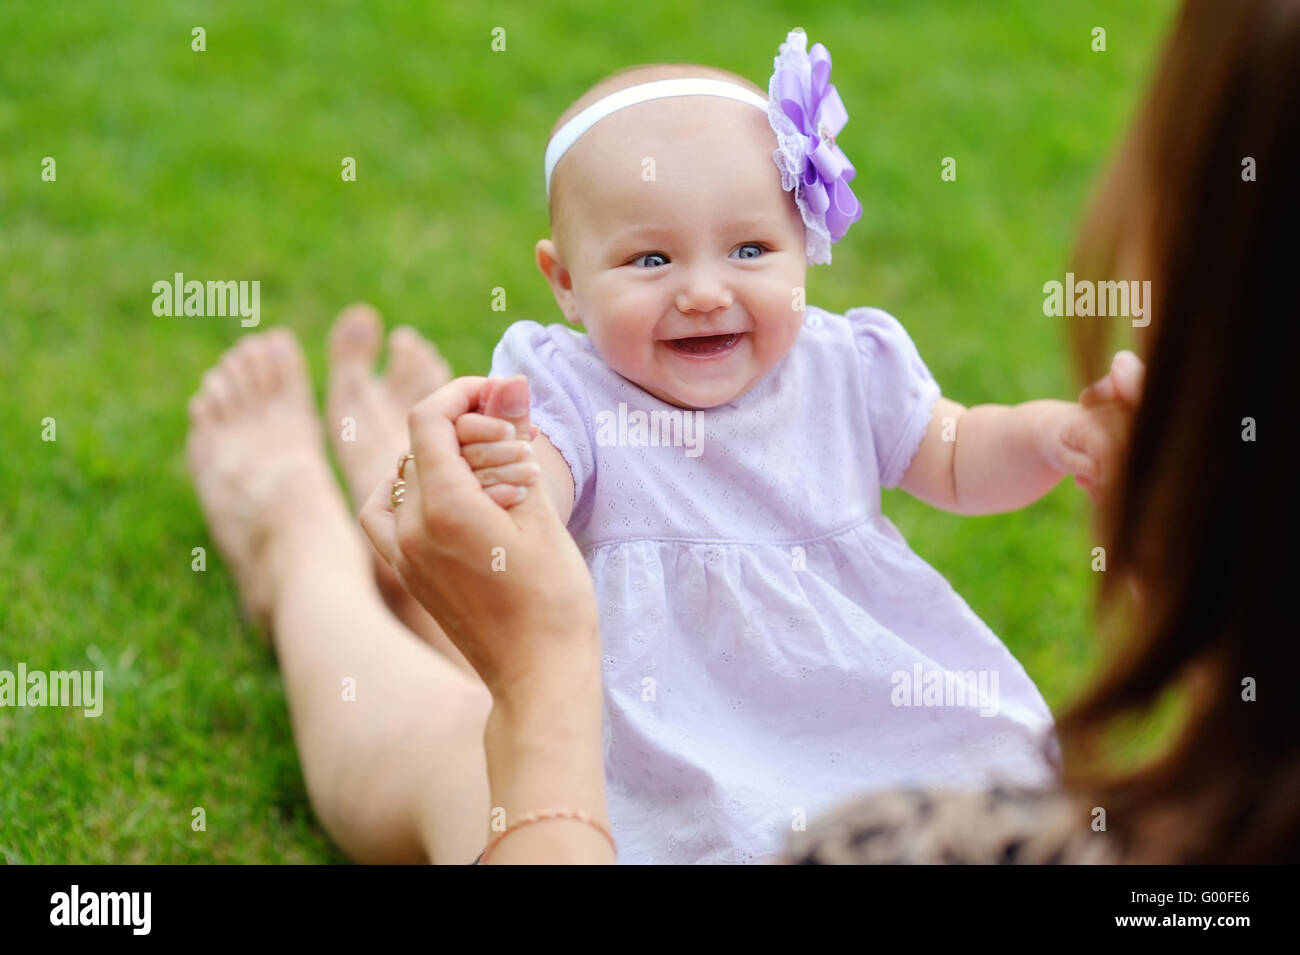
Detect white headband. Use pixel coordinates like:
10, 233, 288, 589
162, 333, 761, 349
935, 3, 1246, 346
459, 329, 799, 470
543, 78, 770, 199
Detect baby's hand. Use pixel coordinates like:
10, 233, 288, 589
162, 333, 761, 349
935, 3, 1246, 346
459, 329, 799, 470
457, 375, 542, 508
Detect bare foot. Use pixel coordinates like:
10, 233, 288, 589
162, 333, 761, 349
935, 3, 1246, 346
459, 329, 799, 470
324, 304, 474, 670
326, 303, 452, 509
186, 330, 353, 635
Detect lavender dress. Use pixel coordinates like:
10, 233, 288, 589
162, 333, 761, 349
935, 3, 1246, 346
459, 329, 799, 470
489, 305, 1055, 864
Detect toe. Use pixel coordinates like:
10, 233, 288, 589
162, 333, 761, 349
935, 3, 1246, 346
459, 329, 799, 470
328, 303, 383, 385
188, 390, 216, 426
219, 339, 261, 410
419, 338, 453, 392
387, 325, 452, 406
242, 331, 280, 393
265, 328, 312, 402
386, 325, 422, 387
200, 366, 236, 420
217, 340, 257, 410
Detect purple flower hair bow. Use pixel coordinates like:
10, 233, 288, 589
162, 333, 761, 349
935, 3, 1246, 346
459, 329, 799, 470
767, 28, 862, 265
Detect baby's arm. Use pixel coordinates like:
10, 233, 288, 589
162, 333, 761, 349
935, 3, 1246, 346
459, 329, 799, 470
900, 394, 1129, 516
516, 430, 575, 525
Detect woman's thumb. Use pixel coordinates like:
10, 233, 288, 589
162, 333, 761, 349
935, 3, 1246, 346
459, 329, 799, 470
483, 374, 533, 439
1110, 350, 1145, 407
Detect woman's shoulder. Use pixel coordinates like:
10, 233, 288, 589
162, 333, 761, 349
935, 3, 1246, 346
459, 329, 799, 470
784, 786, 1120, 865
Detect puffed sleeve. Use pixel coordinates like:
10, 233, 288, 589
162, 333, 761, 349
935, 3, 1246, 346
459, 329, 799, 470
848, 306, 941, 489
488, 320, 597, 527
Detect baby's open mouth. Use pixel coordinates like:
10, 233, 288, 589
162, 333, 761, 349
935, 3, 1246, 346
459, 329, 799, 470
663, 332, 742, 358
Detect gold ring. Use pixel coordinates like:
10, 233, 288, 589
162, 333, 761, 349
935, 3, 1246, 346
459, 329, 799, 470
391, 478, 407, 508
397, 452, 415, 479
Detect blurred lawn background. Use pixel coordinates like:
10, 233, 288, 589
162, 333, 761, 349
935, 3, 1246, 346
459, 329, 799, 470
0, 0, 1177, 862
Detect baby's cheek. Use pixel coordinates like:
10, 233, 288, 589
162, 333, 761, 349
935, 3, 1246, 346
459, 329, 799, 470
753, 308, 804, 367
586, 323, 652, 384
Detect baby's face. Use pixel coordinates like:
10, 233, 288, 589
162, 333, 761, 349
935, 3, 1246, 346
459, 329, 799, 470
545, 96, 808, 410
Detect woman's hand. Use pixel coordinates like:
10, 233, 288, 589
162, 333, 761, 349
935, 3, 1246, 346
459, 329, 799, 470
1074, 350, 1145, 503
1039, 350, 1145, 505
361, 375, 612, 863
1079, 349, 1145, 408
455, 376, 544, 509
358, 375, 599, 700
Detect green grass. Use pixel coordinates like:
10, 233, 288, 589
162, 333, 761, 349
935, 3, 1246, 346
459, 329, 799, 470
0, 0, 1178, 862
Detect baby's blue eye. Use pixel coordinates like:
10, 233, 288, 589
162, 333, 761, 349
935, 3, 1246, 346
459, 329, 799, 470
629, 244, 765, 267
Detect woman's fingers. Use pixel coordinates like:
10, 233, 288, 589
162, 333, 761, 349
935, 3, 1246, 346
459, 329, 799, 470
391, 452, 427, 549
462, 438, 533, 470
1080, 350, 1146, 407
1078, 376, 1115, 407
458, 432, 538, 508
457, 412, 518, 444
455, 377, 539, 513
483, 483, 528, 508
358, 468, 402, 566
407, 377, 491, 500
475, 461, 542, 488
478, 376, 502, 413
1110, 349, 1145, 406
1064, 408, 1127, 487
1056, 446, 1100, 484
407, 376, 533, 541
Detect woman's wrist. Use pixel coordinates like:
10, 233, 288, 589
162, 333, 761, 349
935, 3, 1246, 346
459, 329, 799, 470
486, 663, 602, 743
484, 645, 604, 774
475, 610, 609, 862
481, 657, 611, 863
481, 608, 602, 709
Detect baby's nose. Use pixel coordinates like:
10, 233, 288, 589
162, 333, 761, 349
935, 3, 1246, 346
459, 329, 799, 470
675, 268, 734, 314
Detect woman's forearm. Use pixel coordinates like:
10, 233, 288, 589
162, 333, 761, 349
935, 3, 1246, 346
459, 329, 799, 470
481, 646, 613, 863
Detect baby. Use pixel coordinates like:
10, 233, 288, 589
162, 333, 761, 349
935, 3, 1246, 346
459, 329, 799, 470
454, 30, 1120, 864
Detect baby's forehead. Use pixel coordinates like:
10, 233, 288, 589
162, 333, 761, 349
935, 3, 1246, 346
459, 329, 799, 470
561, 96, 786, 224
573, 94, 775, 167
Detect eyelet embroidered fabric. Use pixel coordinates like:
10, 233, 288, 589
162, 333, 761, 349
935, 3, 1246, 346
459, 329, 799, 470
489, 306, 1056, 864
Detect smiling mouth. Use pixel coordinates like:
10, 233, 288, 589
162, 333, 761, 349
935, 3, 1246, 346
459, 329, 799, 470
662, 332, 743, 358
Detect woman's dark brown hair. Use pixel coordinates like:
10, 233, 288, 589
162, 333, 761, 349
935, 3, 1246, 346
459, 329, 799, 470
1058, 0, 1300, 863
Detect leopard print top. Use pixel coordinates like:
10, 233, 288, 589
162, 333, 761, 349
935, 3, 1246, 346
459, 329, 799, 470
784, 786, 1120, 864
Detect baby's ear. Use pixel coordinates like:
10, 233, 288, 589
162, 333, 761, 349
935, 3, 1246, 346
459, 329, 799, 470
535, 238, 583, 326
